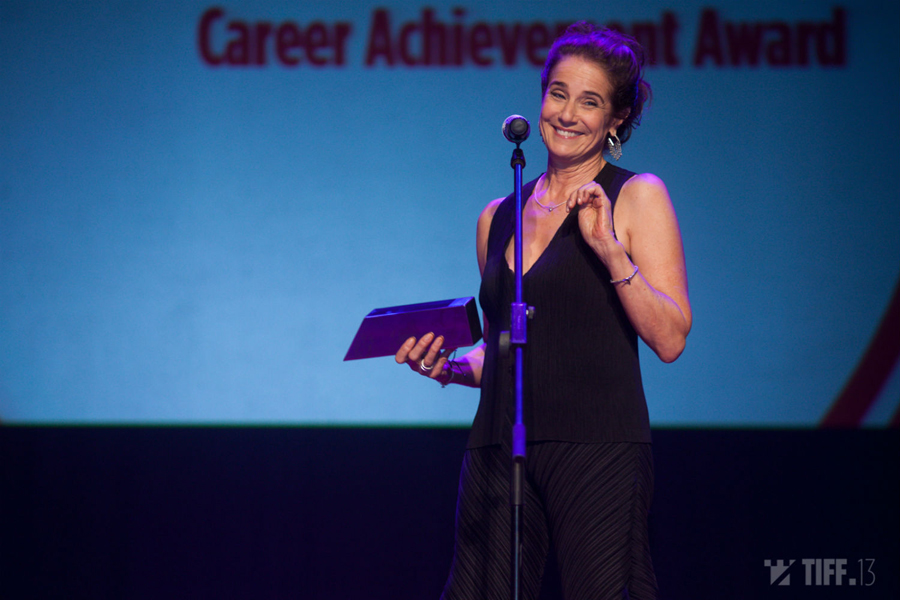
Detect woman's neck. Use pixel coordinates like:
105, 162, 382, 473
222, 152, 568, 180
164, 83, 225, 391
542, 155, 608, 201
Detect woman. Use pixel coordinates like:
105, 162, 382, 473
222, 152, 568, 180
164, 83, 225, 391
396, 22, 690, 600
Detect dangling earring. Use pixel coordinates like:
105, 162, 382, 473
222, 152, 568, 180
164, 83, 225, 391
607, 134, 622, 161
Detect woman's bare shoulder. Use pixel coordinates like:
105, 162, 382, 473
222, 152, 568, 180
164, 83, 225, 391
620, 172, 670, 204
477, 197, 505, 233
616, 172, 676, 222
481, 196, 505, 218
476, 197, 506, 273
615, 172, 679, 253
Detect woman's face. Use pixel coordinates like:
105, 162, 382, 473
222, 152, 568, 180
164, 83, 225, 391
539, 55, 623, 167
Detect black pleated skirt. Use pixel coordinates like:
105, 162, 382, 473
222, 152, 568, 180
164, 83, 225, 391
441, 441, 657, 600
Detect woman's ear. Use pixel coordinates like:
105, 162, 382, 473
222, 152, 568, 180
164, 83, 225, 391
611, 108, 630, 137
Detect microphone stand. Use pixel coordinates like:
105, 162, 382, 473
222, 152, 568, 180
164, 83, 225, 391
505, 142, 530, 600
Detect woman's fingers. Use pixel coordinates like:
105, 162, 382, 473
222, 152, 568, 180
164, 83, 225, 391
401, 333, 442, 369
569, 183, 613, 232
397, 333, 456, 379
420, 334, 445, 370
427, 347, 459, 379
395, 336, 417, 364
566, 182, 608, 212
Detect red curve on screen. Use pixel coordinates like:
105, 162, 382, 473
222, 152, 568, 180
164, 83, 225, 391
820, 277, 900, 428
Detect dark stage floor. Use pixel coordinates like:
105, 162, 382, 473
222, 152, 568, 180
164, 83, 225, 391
2, 427, 897, 599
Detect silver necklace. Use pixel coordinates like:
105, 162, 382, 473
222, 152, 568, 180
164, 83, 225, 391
531, 176, 567, 212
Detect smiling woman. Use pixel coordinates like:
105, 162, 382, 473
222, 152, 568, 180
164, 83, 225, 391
0, 3, 893, 425
393, 22, 689, 600
539, 58, 622, 171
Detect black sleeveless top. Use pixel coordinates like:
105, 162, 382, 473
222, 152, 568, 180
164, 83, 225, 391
469, 162, 651, 448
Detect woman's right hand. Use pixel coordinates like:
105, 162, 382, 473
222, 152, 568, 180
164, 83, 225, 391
395, 332, 454, 382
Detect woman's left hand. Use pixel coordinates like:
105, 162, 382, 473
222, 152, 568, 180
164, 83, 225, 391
566, 181, 621, 263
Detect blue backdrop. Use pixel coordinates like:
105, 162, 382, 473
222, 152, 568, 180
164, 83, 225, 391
2, 0, 898, 425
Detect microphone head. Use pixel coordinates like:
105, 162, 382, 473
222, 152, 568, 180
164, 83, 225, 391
502, 115, 530, 143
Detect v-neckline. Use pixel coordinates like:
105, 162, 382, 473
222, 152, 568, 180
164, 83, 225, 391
503, 202, 575, 277
502, 163, 617, 276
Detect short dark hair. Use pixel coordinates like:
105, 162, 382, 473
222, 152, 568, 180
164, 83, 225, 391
541, 22, 651, 143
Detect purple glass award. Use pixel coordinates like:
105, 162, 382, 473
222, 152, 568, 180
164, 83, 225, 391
344, 297, 482, 361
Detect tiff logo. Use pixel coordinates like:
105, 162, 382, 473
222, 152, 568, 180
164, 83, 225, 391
764, 558, 876, 586
764, 559, 795, 586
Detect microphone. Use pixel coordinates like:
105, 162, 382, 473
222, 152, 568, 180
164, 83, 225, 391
502, 115, 530, 143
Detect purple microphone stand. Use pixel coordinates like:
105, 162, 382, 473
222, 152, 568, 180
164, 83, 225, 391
500, 115, 532, 600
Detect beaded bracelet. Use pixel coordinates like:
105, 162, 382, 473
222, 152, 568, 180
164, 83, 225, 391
610, 264, 639, 285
